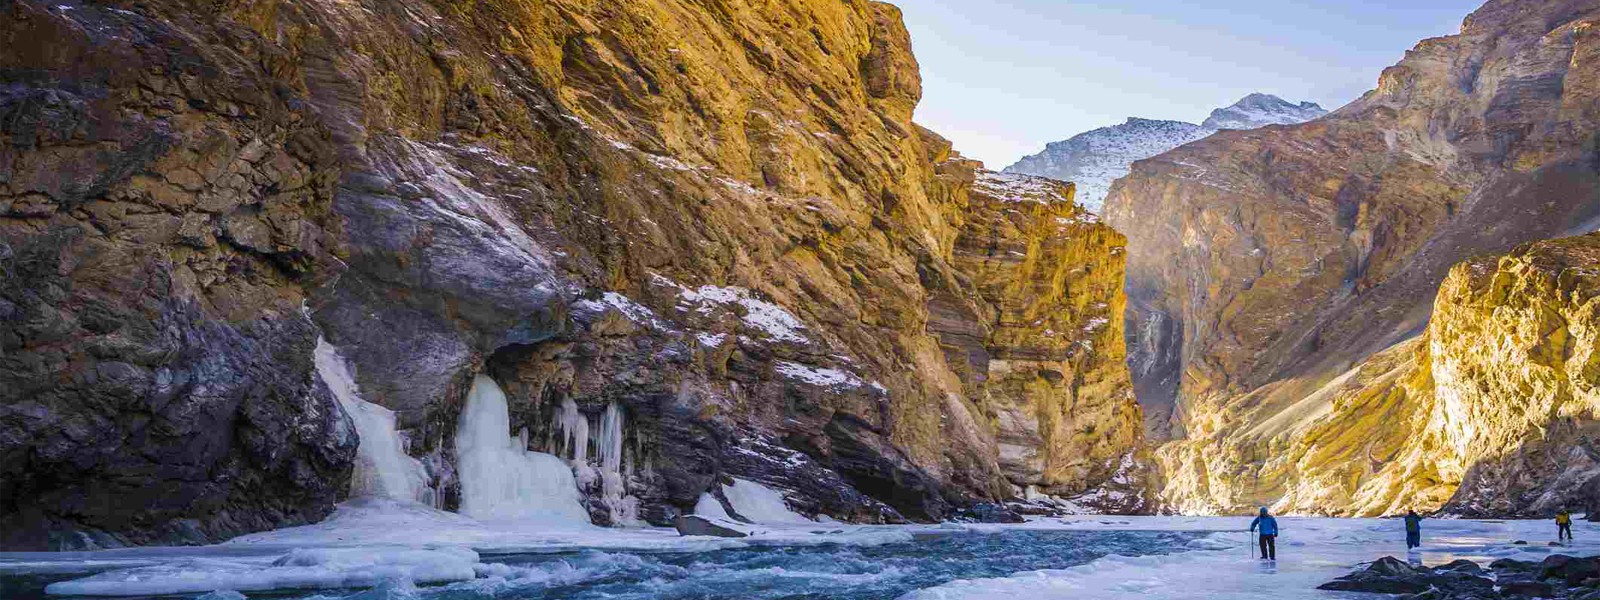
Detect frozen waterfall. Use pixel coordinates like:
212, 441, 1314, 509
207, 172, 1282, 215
455, 374, 592, 525
314, 339, 434, 505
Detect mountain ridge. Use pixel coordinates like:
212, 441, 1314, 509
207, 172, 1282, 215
1003, 94, 1326, 211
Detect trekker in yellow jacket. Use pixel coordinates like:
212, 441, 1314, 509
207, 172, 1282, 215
1558, 509, 1574, 542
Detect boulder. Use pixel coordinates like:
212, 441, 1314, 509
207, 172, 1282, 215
1321, 557, 1495, 598
673, 515, 750, 538
1539, 555, 1600, 585
1493, 558, 1538, 573
957, 503, 1025, 524
1318, 574, 1431, 594
1369, 556, 1423, 576
1440, 559, 1485, 574
1499, 580, 1554, 598
1318, 558, 1429, 594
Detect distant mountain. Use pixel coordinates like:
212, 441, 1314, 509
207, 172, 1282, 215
1003, 94, 1326, 211
1003, 119, 1214, 213
1201, 93, 1327, 130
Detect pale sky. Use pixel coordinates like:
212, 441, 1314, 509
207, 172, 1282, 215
896, 0, 1483, 168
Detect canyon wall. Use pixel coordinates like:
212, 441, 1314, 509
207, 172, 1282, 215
1159, 233, 1600, 517
1104, 0, 1600, 514
0, 0, 1143, 549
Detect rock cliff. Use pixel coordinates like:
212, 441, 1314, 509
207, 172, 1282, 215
0, 0, 1143, 548
1104, 0, 1600, 513
937, 170, 1152, 511
1159, 234, 1600, 517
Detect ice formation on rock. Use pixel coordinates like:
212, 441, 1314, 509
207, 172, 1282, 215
314, 339, 434, 506
722, 478, 812, 524
454, 375, 590, 524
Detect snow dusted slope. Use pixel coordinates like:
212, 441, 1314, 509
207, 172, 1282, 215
1003, 94, 1325, 212
1201, 93, 1327, 130
1003, 119, 1212, 212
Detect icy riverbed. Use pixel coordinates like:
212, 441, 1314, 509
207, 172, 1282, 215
2, 509, 1595, 600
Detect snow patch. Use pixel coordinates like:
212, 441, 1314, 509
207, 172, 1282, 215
722, 478, 813, 524
774, 361, 865, 389
665, 281, 810, 344
573, 292, 662, 329
973, 171, 1069, 204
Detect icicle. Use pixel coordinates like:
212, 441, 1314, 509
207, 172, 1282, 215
598, 402, 625, 474
594, 402, 640, 525
552, 398, 589, 463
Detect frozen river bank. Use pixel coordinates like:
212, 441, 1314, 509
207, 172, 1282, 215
2, 505, 1595, 600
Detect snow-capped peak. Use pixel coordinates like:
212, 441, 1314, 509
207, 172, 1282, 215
1003, 93, 1326, 212
1200, 93, 1327, 130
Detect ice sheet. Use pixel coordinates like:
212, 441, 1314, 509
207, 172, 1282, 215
903, 516, 1600, 600
315, 340, 434, 505
695, 493, 734, 521
9, 511, 1595, 598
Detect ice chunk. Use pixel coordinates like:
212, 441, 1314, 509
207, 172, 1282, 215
43, 547, 477, 596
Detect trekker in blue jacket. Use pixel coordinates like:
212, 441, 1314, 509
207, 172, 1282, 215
1404, 510, 1424, 549
1250, 507, 1279, 560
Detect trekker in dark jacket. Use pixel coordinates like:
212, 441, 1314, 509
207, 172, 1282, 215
1404, 510, 1423, 549
1250, 507, 1279, 560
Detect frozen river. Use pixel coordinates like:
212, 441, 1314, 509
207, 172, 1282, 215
2, 504, 1595, 600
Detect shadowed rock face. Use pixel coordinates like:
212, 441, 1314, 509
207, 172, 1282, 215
0, 0, 1142, 547
0, 1, 358, 549
1103, 0, 1600, 514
